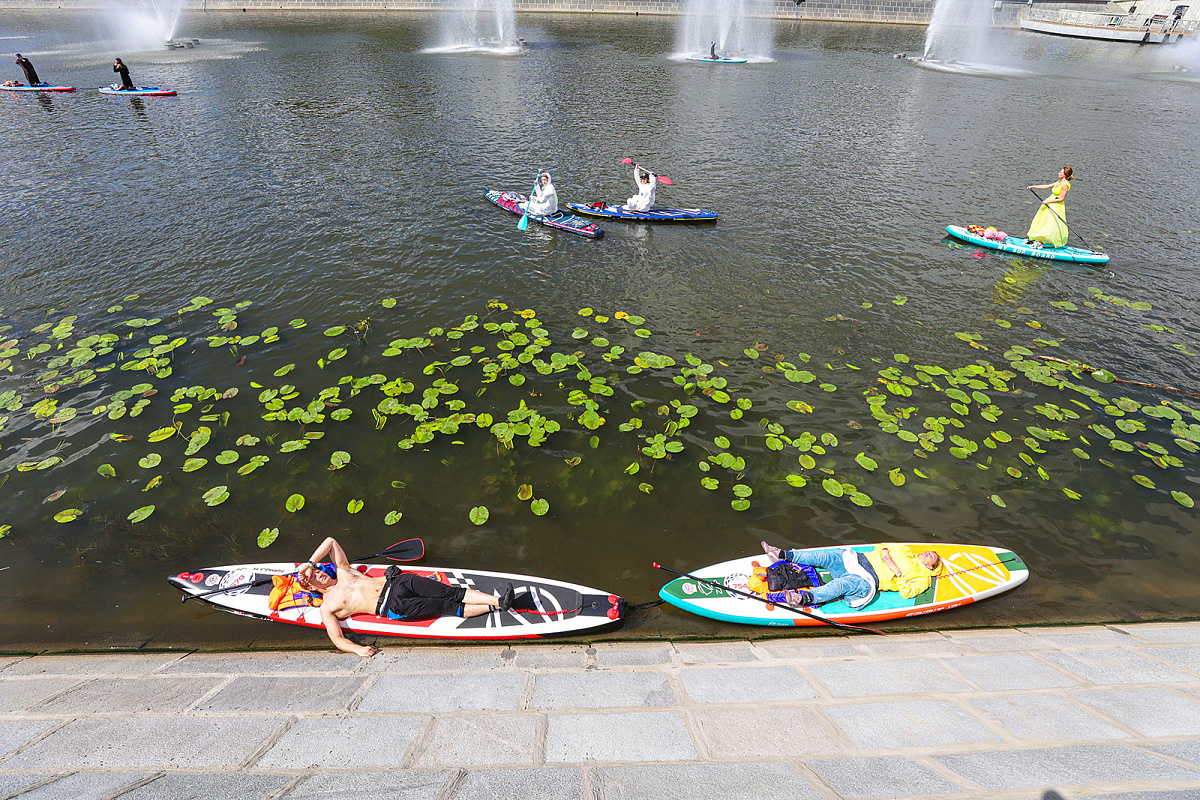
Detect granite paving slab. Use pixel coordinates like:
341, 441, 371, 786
1073, 792, 1200, 800
691, 707, 839, 759
0, 679, 80, 714
672, 642, 759, 664
1144, 646, 1200, 675
282, 770, 453, 800
807, 756, 962, 797
416, 715, 541, 768
1072, 688, 1200, 737
590, 644, 673, 667
530, 672, 674, 709
195, 676, 368, 713
451, 767, 581, 800
941, 629, 1041, 652
824, 699, 1002, 751
1145, 740, 1200, 766
967, 695, 1129, 742
808, 658, 974, 697
162, 652, 361, 674
679, 666, 817, 704
1, 655, 182, 677
853, 633, 966, 659
8, 772, 148, 800
0, 720, 57, 757
357, 672, 524, 713
359, 647, 507, 674
255, 716, 424, 769
545, 712, 697, 763
112, 773, 289, 800
945, 652, 1081, 691
1040, 650, 1197, 686
934, 744, 1200, 790
0, 776, 49, 798
29, 676, 224, 715
1017, 626, 1139, 649
754, 638, 862, 661
511, 646, 590, 669
1114, 624, 1200, 644
2, 717, 279, 770
596, 762, 818, 800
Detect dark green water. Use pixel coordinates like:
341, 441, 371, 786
1, 13, 1199, 650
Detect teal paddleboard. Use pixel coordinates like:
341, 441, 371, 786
946, 225, 1109, 265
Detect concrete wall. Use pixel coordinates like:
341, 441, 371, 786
0, 0, 1110, 26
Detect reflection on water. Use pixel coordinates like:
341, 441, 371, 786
1, 13, 1200, 651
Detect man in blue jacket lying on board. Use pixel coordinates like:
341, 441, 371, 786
759, 540, 942, 609
296, 536, 514, 656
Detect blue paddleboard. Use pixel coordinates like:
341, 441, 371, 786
946, 225, 1109, 265
99, 86, 177, 97
485, 190, 603, 239
686, 55, 748, 64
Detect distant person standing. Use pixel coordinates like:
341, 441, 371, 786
14, 53, 41, 86
710, 41, 718, 59
113, 58, 134, 90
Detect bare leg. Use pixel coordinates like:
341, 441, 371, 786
461, 604, 496, 618
462, 589, 500, 607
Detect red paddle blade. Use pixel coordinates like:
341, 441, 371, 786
619, 157, 634, 164
382, 538, 425, 562
657, 176, 674, 186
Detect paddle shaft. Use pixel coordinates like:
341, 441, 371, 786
620, 158, 674, 185
518, 174, 539, 230
653, 562, 884, 635
181, 538, 424, 603
1029, 187, 1094, 252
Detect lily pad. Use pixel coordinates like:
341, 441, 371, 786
54, 508, 82, 523
347, 499, 364, 514
384, 510, 403, 525
822, 478, 844, 498
257, 527, 280, 548
286, 494, 305, 512
97, 464, 116, 478
517, 484, 533, 501
855, 453, 878, 471
128, 505, 155, 523
203, 485, 230, 506
183, 458, 208, 472
1172, 491, 1194, 508
138, 454, 162, 469
469, 506, 489, 525
531, 498, 550, 516
215, 450, 240, 465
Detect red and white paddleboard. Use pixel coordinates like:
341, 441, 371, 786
99, 86, 177, 97
1, 84, 76, 93
169, 562, 625, 640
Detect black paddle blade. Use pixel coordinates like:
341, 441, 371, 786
380, 538, 424, 562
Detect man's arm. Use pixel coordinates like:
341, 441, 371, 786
304, 537, 351, 569
878, 545, 931, 598
320, 604, 377, 657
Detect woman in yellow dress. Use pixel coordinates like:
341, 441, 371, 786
1026, 166, 1072, 248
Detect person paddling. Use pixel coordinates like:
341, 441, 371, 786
1025, 166, 1072, 248
113, 58, 135, 90
625, 164, 657, 212
14, 53, 41, 86
296, 537, 515, 656
521, 171, 558, 217
710, 41, 718, 59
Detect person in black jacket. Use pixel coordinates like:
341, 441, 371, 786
113, 58, 134, 90
14, 54, 41, 86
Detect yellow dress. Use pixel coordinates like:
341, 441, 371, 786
1026, 180, 1070, 248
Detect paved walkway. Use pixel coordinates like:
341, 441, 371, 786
2, 623, 1200, 800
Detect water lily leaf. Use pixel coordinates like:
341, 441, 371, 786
324, 325, 346, 337
138, 453, 161, 469
203, 485, 229, 506
330, 451, 351, 469
785, 474, 807, 487
382, 298, 397, 308
702, 477, 720, 490
347, 499, 364, 514
215, 450, 239, 465
624, 462, 640, 475
531, 498, 550, 516
384, 510, 403, 525
328, 347, 347, 361
517, 484, 533, 501
798, 454, 816, 470
849, 492, 873, 507
274, 364, 295, 377
181, 458, 206, 473
286, 494, 305, 513
1132, 474, 1156, 489
257, 527, 280, 548
731, 498, 750, 511
855, 453, 878, 471
0, 525, 9, 538
469, 506, 489, 525
97, 464, 116, 478
634, 329, 652, 338
821, 432, 838, 447
1007, 466, 1023, 478
732, 484, 753, 498
54, 508, 82, 523
888, 468, 905, 487
714, 436, 730, 449
822, 478, 844, 497
1062, 487, 1082, 500
990, 494, 1006, 508
1172, 491, 1195, 508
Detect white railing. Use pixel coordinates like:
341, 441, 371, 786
1027, 7, 1199, 32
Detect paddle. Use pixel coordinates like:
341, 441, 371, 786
1029, 187, 1095, 252
518, 173, 539, 231
620, 158, 674, 185
180, 538, 426, 604
652, 562, 885, 635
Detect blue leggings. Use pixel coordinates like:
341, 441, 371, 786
783, 548, 873, 606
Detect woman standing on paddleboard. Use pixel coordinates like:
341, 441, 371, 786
522, 171, 558, 216
1026, 166, 1071, 248
625, 164, 657, 212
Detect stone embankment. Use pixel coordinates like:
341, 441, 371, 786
2, 622, 1200, 799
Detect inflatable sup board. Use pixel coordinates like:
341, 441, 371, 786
686, 55, 749, 64
99, 86, 177, 97
1, 83, 76, 93
566, 203, 718, 222
169, 562, 625, 640
946, 225, 1109, 265
659, 543, 1028, 627
485, 190, 603, 239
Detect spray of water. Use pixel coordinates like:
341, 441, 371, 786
100, 0, 186, 48
675, 0, 774, 60
431, 0, 519, 54
922, 0, 997, 62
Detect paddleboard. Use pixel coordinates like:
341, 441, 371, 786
946, 224, 1109, 265
485, 190, 603, 239
99, 86, 177, 97
169, 562, 625, 640
686, 55, 749, 64
1, 84, 76, 93
566, 203, 718, 223
659, 543, 1028, 627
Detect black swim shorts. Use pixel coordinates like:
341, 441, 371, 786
375, 566, 467, 621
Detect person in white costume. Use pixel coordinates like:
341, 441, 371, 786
625, 164, 656, 212
522, 172, 558, 216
